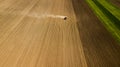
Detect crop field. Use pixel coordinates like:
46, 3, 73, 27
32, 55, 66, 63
0, 0, 120, 67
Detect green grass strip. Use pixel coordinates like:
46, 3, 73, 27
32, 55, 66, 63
92, 0, 120, 30
86, 0, 120, 42
97, 0, 120, 21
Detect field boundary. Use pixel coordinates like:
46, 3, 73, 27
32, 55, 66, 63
86, 0, 120, 42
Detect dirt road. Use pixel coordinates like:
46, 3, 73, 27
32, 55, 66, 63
0, 0, 120, 67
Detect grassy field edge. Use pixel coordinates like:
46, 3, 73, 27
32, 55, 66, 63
86, 0, 120, 43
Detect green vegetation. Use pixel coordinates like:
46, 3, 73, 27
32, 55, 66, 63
98, 0, 120, 20
86, 0, 120, 42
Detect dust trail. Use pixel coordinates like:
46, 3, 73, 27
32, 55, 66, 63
0, 11, 67, 19
27, 13, 67, 19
